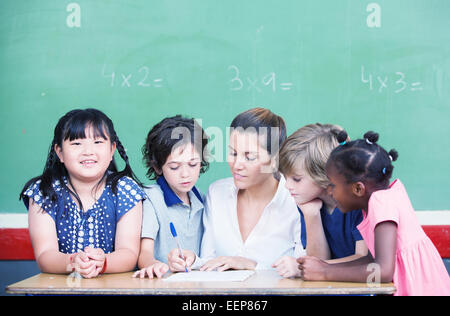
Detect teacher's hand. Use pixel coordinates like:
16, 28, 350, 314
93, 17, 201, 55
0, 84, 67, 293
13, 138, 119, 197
200, 256, 256, 272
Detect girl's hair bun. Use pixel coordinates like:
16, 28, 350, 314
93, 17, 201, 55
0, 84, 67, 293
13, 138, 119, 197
363, 131, 379, 144
388, 149, 399, 162
337, 130, 348, 144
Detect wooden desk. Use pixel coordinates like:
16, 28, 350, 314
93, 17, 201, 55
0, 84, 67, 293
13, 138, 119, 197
6, 270, 395, 295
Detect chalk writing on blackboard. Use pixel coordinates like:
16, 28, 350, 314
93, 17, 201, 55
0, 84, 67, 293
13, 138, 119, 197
361, 66, 423, 93
101, 65, 163, 88
228, 65, 293, 93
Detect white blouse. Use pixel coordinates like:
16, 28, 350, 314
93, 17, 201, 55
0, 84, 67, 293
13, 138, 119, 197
192, 176, 305, 270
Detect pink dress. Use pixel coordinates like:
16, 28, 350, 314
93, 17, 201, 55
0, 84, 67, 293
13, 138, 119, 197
357, 179, 450, 296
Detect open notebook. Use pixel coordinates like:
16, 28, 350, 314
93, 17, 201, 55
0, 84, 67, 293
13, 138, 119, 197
163, 270, 255, 282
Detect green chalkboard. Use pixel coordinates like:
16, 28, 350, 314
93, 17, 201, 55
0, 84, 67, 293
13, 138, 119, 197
1, 0, 449, 214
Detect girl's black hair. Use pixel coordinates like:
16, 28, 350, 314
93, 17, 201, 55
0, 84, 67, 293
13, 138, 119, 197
142, 115, 209, 180
327, 131, 399, 188
19, 108, 143, 211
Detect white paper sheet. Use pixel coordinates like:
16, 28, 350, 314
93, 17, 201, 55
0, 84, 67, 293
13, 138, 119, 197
163, 270, 255, 282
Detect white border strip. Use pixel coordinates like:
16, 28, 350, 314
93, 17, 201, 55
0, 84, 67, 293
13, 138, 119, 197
1, 211, 450, 228
0, 214, 28, 228
415, 211, 450, 226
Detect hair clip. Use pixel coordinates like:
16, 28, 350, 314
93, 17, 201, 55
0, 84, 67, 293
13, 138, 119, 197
339, 141, 347, 146
382, 167, 387, 175
365, 138, 373, 145
389, 155, 393, 161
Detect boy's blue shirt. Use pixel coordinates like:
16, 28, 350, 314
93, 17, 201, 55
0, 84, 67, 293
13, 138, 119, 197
156, 176, 204, 206
141, 176, 205, 264
298, 205, 364, 259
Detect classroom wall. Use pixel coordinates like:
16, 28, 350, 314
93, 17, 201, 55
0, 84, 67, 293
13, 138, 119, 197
1, 1, 450, 215
0, 261, 40, 296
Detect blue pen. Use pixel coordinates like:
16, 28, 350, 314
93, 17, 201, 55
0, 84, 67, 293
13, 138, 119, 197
169, 222, 189, 272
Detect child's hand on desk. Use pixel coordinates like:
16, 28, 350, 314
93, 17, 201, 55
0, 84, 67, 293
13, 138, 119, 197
297, 256, 329, 281
272, 256, 301, 278
200, 256, 256, 272
83, 247, 106, 277
132, 262, 169, 279
72, 251, 98, 278
168, 248, 195, 272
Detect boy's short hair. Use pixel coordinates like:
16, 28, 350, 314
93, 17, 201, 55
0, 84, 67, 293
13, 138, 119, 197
279, 123, 344, 188
142, 115, 209, 180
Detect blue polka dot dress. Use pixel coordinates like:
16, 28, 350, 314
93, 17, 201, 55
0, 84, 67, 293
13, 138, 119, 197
23, 176, 145, 254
